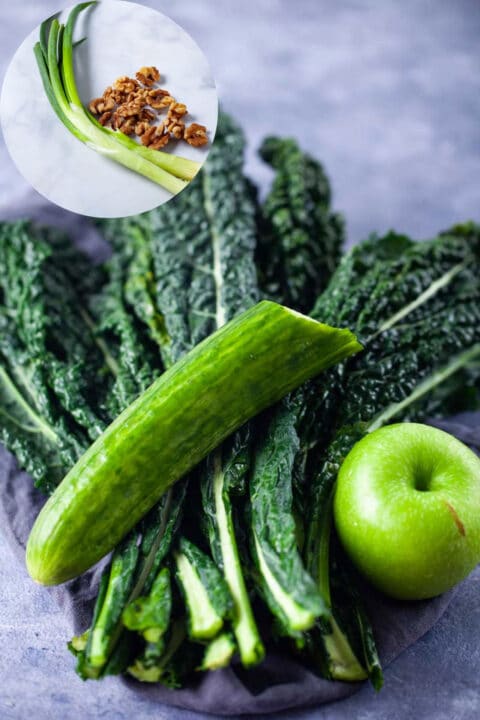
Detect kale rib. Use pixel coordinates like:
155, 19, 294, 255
128, 619, 192, 685
174, 537, 234, 640
201, 632, 236, 670
367, 344, 480, 431
0, 364, 65, 488
202, 442, 264, 665
72, 480, 186, 678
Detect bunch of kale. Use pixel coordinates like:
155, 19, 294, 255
1, 112, 479, 689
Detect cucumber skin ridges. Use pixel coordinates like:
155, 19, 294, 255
26, 301, 361, 585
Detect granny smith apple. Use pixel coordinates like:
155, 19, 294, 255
334, 423, 480, 600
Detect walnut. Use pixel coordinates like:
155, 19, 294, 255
116, 117, 137, 135
148, 88, 170, 101
102, 86, 118, 103
149, 93, 175, 110
135, 120, 150, 136
140, 124, 170, 149
98, 111, 113, 126
168, 102, 187, 118
114, 76, 139, 94
138, 108, 156, 122
111, 111, 120, 131
184, 122, 208, 147
112, 110, 138, 132
126, 88, 147, 104
146, 88, 170, 109
109, 87, 128, 104
136, 66, 161, 87
135, 119, 151, 136
116, 98, 146, 118
171, 123, 185, 140
88, 97, 110, 115
139, 125, 159, 146
150, 134, 170, 150
165, 116, 185, 139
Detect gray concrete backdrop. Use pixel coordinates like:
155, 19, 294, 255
1, 1, 479, 718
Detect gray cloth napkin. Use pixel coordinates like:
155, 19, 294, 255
1, 414, 478, 715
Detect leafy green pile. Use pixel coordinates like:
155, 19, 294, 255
1, 112, 479, 691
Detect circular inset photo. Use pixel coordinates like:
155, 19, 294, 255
0, 1, 218, 217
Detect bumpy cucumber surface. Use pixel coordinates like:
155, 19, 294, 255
27, 301, 361, 585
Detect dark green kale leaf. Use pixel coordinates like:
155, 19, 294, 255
98, 210, 191, 368
310, 231, 413, 327
91, 251, 160, 418
0, 221, 111, 492
256, 136, 345, 311
0, 345, 66, 490
249, 401, 327, 635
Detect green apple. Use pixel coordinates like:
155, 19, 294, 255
333, 423, 480, 600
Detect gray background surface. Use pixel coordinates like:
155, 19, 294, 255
0, 1, 479, 718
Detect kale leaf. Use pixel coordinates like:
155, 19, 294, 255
256, 136, 344, 311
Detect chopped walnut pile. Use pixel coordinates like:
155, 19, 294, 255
88, 66, 209, 151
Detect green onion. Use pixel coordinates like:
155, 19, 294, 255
34, 2, 201, 193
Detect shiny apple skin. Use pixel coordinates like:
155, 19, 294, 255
334, 423, 480, 600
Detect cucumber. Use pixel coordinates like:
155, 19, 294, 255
26, 301, 361, 585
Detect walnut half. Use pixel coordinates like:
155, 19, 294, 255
114, 76, 139, 94
136, 66, 161, 87
140, 124, 168, 147
88, 95, 115, 115
184, 122, 208, 147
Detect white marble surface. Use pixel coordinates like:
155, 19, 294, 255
0, 0, 217, 217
